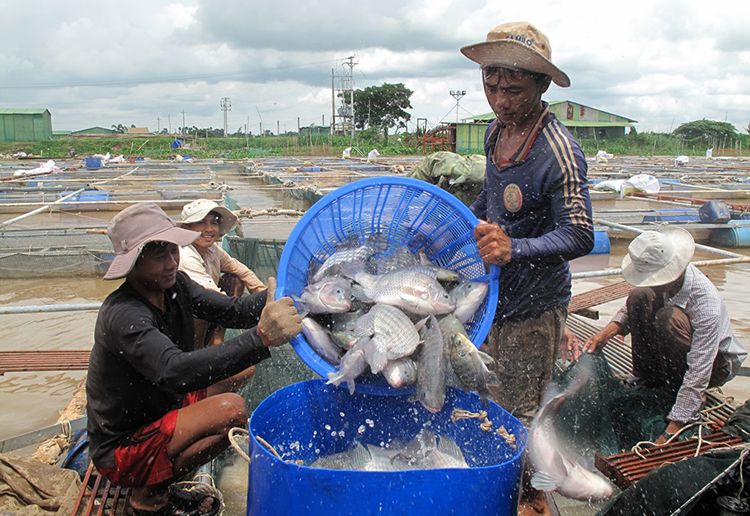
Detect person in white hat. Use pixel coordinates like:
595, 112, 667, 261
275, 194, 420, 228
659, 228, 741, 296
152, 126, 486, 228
87, 203, 301, 513
179, 199, 266, 347
584, 227, 746, 444
461, 22, 594, 513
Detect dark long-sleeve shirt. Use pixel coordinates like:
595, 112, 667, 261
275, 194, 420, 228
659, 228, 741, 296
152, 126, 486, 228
87, 271, 271, 467
470, 105, 594, 321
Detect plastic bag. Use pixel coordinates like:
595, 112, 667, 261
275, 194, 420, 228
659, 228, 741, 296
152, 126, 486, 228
342, 147, 351, 159
367, 149, 380, 162
621, 174, 660, 196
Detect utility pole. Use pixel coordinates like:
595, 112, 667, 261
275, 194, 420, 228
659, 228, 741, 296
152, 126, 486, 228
181, 111, 186, 135
220, 97, 231, 137
343, 56, 357, 139
168, 114, 172, 134
157, 117, 160, 133
256, 106, 263, 137
277, 120, 280, 136
331, 68, 336, 136
450, 90, 466, 124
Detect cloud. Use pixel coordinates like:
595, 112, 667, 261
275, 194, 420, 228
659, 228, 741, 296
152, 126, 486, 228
1, 0, 748, 133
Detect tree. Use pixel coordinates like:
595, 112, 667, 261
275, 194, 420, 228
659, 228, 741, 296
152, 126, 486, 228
746, 122, 750, 135
341, 83, 413, 143
672, 119, 737, 145
111, 123, 128, 133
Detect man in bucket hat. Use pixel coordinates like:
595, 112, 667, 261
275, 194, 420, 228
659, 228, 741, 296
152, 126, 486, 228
461, 22, 594, 513
86, 202, 301, 513
179, 199, 266, 347
584, 227, 746, 443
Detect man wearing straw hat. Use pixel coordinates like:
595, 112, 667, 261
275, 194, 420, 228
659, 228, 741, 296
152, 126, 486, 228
86, 202, 301, 514
461, 22, 594, 513
584, 227, 746, 444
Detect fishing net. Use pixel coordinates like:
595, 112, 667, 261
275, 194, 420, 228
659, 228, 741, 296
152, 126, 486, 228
550, 352, 677, 458
222, 236, 319, 413
222, 235, 285, 284
408, 151, 485, 206
0, 228, 112, 278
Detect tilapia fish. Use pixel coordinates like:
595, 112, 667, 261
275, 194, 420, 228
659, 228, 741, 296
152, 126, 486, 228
309, 429, 468, 471
529, 358, 615, 501
301, 317, 343, 365
449, 281, 489, 323
382, 358, 418, 388
325, 339, 368, 395
298, 276, 353, 314
448, 333, 499, 399
358, 304, 421, 374
354, 270, 455, 316
416, 315, 448, 413
311, 234, 388, 282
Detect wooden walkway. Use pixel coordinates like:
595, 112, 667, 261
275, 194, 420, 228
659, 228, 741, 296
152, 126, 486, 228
72, 463, 129, 515
0, 350, 90, 374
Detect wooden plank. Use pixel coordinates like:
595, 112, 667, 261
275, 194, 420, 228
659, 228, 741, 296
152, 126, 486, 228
0, 350, 91, 374
568, 281, 633, 313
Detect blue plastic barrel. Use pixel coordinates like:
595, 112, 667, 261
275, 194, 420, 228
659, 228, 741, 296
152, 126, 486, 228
248, 380, 526, 516
711, 221, 750, 248
84, 157, 103, 170
276, 177, 499, 394
590, 229, 611, 255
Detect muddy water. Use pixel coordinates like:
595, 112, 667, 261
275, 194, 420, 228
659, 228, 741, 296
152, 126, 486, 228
1, 178, 749, 442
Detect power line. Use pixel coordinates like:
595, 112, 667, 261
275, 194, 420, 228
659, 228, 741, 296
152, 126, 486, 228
0, 58, 346, 89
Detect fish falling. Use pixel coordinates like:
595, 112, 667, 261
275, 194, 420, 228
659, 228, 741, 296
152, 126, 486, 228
528, 357, 615, 501
301, 233, 491, 413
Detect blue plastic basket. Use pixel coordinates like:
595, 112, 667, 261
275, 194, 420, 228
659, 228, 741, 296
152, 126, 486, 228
276, 177, 499, 394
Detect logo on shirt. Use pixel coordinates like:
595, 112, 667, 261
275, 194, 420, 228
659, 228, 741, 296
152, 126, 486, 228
503, 184, 523, 213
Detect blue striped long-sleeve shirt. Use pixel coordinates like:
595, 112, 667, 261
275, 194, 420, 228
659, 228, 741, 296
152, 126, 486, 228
470, 105, 594, 322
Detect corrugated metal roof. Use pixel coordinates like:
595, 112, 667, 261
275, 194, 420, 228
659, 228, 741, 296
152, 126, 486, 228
463, 101, 638, 124
0, 108, 51, 115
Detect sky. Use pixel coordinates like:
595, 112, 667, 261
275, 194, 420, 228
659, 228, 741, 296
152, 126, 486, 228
1, 0, 748, 135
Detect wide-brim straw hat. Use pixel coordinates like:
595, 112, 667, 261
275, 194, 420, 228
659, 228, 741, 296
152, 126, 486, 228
104, 202, 199, 280
460, 21, 570, 87
621, 227, 695, 287
180, 199, 238, 235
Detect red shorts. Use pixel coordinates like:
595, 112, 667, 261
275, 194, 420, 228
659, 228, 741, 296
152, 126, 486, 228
97, 389, 206, 487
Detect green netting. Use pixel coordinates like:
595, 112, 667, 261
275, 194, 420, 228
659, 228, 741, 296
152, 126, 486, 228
408, 151, 486, 206
551, 352, 678, 458
222, 235, 319, 413
222, 235, 286, 283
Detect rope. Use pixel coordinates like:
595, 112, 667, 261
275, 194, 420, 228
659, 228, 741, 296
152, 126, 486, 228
169, 476, 225, 512
228, 427, 252, 463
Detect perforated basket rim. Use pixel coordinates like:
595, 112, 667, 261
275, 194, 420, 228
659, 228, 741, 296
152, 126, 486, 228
276, 176, 499, 395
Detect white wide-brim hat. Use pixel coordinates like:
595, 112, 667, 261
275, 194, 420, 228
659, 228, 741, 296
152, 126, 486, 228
460, 21, 570, 88
180, 199, 238, 235
621, 227, 695, 287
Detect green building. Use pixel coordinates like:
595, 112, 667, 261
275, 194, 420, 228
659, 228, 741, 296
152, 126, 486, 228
454, 101, 637, 154
71, 126, 116, 136
0, 108, 53, 142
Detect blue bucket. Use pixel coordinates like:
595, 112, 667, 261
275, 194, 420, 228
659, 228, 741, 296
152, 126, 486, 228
248, 380, 526, 516
84, 157, 103, 170
275, 177, 499, 394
